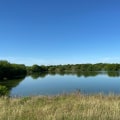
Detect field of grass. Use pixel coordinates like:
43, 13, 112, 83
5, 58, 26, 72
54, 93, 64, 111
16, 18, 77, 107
0, 93, 120, 120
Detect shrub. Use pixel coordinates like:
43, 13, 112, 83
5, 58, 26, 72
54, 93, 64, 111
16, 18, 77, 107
0, 85, 8, 96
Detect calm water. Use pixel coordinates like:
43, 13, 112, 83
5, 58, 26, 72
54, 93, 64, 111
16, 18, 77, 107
1, 72, 120, 96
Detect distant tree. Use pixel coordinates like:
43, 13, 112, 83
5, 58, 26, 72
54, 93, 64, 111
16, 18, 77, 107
105, 64, 120, 71
31, 64, 40, 73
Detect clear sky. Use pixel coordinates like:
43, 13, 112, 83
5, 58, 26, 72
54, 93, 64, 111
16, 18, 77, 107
0, 0, 120, 65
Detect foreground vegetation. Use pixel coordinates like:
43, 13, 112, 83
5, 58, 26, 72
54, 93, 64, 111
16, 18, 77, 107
0, 93, 120, 120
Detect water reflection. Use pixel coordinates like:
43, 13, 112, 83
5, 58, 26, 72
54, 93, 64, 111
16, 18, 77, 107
107, 71, 120, 77
76, 71, 99, 77
29, 71, 120, 78
0, 77, 25, 96
0, 71, 120, 96
30, 72, 48, 79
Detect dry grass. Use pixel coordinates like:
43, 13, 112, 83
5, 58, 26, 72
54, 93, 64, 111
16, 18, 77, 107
0, 93, 120, 120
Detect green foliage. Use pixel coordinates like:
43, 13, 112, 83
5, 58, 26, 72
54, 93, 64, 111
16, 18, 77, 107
0, 60, 11, 79
0, 85, 8, 96
0, 60, 27, 80
27, 63, 120, 77
104, 64, 120, 71
1, 60, 120, 79
28, 64, 48, 74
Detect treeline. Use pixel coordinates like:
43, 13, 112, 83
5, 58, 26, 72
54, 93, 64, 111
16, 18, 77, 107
0, 60, 120, 80
0, 60, 26, 80
27, 63, 120, 74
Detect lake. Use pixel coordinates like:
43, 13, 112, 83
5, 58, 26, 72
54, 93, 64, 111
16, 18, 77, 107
1, 71, 120, 97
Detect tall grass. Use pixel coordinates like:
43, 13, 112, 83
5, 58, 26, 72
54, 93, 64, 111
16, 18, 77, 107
0, 93, 120, 120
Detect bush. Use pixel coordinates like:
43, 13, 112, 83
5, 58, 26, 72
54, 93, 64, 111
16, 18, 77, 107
0, 85, 8, 96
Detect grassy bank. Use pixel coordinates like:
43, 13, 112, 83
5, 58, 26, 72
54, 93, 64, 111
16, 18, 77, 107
0, 93, 120, 120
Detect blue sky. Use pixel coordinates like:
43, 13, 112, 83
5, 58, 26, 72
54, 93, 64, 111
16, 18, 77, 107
0, 0, 120, 65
